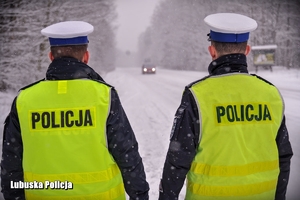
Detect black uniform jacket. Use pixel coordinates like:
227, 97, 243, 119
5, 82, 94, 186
159, 54, 293, 200
1, 57, 149, 200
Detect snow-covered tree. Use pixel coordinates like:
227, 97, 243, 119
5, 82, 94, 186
0, 0, 117, 91
142, 0, 210, 71
0, 0, 49, 91
138, 0, 300, 71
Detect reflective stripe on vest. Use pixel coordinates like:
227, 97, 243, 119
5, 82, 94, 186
17, 80, 125, 199
186, 74, 283, 200
25, 183, 125, 200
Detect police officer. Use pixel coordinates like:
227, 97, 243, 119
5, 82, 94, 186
158, 13, 293, 200
1, 21, 149, 200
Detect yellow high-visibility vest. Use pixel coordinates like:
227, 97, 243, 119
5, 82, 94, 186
17, 79, 125, 200
186, 73, 283, 200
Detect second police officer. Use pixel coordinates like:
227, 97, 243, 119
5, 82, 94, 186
159, 13, 293, 200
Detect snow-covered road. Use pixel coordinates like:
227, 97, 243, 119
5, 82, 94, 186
105, 68, 196, 199
105, 67, 300, 199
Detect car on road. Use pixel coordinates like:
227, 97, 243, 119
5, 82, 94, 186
142, 63, 156, 74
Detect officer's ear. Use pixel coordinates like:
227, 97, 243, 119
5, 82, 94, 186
208, 45, 218, 60
245, 44, 251, 56
48, 52, 54, 61
82, 51, 89, 64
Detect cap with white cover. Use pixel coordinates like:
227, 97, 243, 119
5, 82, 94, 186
204, 13, 257, 43
41, 21, 94, 46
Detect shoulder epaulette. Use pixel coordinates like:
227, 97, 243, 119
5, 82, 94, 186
93, 79, 114, 89
186, 75, 211, 88
250, 74, 274, 86
19, 79, 45, 91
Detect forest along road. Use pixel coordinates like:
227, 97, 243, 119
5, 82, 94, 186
105, 67, 300, 199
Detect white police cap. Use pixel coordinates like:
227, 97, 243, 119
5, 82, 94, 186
41, 21, 94, 46
204, 13, 257, 43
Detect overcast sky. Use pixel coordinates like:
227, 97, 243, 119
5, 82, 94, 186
115, 0, 162, 53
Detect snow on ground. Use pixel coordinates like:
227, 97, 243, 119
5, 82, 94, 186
0, 66, 299, 199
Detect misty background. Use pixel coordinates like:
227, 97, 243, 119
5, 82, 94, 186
0, 0, 300, 92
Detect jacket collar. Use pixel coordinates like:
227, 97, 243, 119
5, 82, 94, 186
46, 57, 104, 82
208, 53, 248, 76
